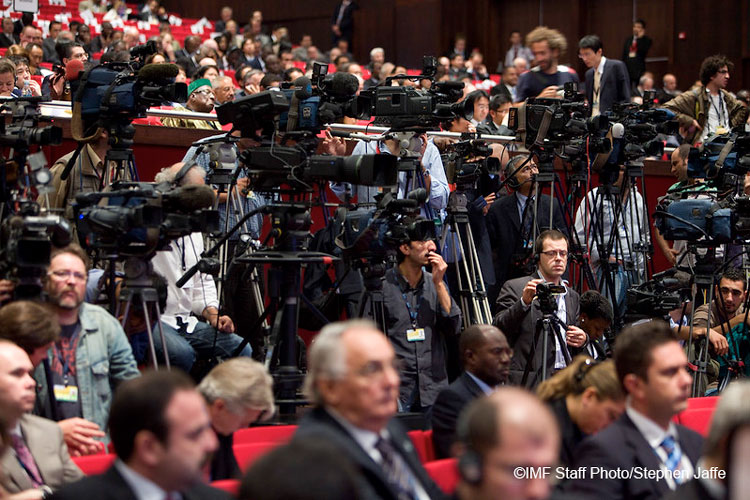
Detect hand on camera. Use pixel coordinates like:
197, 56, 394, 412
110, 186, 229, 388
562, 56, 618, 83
522, 278, 544, 306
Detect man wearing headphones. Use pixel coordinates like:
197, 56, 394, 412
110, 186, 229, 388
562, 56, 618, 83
150, 162, 252, 374
486, 155, 567, 305
454, 388, 560, 500
493, 230, 586, 388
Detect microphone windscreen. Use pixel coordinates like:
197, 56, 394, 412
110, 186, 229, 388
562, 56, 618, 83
138, 63, 180, 81
65, 59, 85, 81
611, 122, 625, 139
293, 76, 312, 99
167, 184, 216, 212
330, 72, 359, 97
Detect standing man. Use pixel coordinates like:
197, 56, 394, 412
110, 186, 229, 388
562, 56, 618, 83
453, 388, 560, 500
374, 220, 461, 413
493, 230, 586, 388
331, 1, 357, 48
515, 26, 579, 103
52, 371, 228, 499
564, 321, 703, 499
490, 65, 518, 102
0, 340, 83, 495
622, 19, 652, 91
664, 54, 748, 145
297, 319, 446, 500
502, 30, 533, 71
578, 34, 630, 117
431, 324, 511, 459
38, 245, 140, 456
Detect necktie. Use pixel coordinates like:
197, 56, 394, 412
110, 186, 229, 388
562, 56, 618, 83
11, 433, 43, 487
513, 47, 518, 60
375, 437, 418, 500
592, 69, 601, 117
660, 435, 683, 484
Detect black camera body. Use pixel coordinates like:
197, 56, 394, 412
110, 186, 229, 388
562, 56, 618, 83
536, 281, 565, 315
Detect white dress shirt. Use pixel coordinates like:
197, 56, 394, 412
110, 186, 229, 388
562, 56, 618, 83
115, 459, 181, 500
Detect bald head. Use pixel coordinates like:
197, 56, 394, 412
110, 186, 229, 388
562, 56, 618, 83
457, 388, 559, 499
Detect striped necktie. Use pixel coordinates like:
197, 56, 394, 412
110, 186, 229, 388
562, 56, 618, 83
375, 437, 418, 500
660, 435, 683, 484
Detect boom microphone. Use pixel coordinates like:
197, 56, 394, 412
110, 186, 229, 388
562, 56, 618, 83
137, 63, 180, 81
321, 72, 359, 98
163, 184, 216, 212
64, 58, 85, 81
293, 76, 312, 99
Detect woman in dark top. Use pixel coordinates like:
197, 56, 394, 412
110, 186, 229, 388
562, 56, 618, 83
537, 355, 625, 466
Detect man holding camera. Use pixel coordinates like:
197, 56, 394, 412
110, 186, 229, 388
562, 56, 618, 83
493, 229, 585, 388
372, 218, 461, 413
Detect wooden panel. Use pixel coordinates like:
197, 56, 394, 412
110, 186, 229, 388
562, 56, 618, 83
395, 0, 442, 68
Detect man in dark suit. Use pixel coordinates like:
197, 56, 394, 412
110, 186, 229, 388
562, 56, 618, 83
622, 19, 652, 90
579, 34, 630, 117
331, 1, 357, 47
431, 324, 511, 459
53, 371, 229, 500
493, 230, 586, 388
664, 381, 749, 500
295, 319, 446, 500
485, 155, 568, 303
0, 341, 83, 496
563, 321, 703, 499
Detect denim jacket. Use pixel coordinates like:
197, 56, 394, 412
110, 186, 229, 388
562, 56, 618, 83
34, 302, 140, 439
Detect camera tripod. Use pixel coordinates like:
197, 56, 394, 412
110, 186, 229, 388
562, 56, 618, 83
521, 308, 572, 386
100, 120, 139, 188
355, 259, 391, 334
439, 189, 492, 326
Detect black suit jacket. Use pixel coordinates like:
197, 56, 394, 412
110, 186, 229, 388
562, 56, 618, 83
294, 407, 446, 500
51, 464, 230, 500
563, 413, 703, 500
548, 398, 584, 467
493, 273, 580, 387
485, 192, 568, 297
622, 36, 652, 84
331, 2, 357, 43
662, 477, 720, 500
431, 371, 485, 459
585, 58, 631, 116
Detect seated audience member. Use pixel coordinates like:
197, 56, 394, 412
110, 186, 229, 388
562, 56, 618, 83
150, 162, 252, 373
195, 64, 220, 81
239, 438, 364, 500
89, 22, 114, 55
0, 340, 83, 495
295, 319, 446, 500
537, 355, 625, 466
657, 73, 680, 104
490, 65, 519, 102
161, 79, 219, 129
466, 89, 490, 128
259, 73, 281, 91
663, 380, 750, 500
453, 388, 560, 500
578, 290, 614, 359
0, 301, 60, 367
0, 18, 17, 48
212, 75, 236, 105
53, 371, 229, 500
431, 324, 511, 459
564, 320, 703, 499
36, 245, 140, 456
198, 358, 275, 481
477, 94, 513, 135
492, 230, 585, 388
0, 59, 16, 97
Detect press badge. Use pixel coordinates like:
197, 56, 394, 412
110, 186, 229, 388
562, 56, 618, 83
406, 328, 426, 342
54, 384, 79, 403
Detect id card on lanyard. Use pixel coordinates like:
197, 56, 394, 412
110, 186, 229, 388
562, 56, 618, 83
402, 288, 425, 342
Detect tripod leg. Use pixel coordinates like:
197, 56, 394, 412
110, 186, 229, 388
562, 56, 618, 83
144, 296, 171, 370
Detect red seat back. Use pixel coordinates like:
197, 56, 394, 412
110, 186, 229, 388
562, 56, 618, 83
678, 407, 714, 436
425, 458, 460, 494
234, 424, 297, 444
210, 479, 240, 495
408, 430, 428, 463
686, 396, 719, 411
233, 441, 279, 472
72, 453, 116, 475
422, 429, 435, 462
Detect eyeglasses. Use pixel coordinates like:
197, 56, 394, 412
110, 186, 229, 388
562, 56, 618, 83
194, 88, 215, 97
48, 270, 87, 282
540, 250, 568, 258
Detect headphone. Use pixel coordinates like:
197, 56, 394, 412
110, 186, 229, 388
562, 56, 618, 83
173, 160, 197, 186
503, 156, 522, 190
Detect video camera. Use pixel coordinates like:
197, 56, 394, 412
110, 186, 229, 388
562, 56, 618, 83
74, 182, 219, 256
536, 281, 566, 315
442, 138, 501, 188
0, 97, 62, 147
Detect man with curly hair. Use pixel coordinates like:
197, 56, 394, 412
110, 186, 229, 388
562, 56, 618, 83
664, 54, 748, 145
515, 26, 580, 102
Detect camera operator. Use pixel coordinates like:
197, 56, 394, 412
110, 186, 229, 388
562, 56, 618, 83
574, 164, 647, 317
150, 162, 252, 374
493, 230, 585, 388
486, 155, 567, 302
324, 131, 449, 223
663, 54, 748, 145
682, 268, 743, 395
374, 217, 461, 413
42, 41, 88, 101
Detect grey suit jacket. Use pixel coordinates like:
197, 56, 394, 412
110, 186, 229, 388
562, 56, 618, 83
0, 414, 83, 493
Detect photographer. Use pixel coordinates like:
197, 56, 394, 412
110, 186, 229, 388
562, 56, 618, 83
374, 217, 461, 413
493, 230, 585, 388
42, 41, 88, 101
150, 162, 252, 373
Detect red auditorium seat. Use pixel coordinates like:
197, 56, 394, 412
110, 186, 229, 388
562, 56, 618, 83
686, 396, 719, 410
408, 430, 429, 463
425, 458, 459, 494
210, 479, 240, 495
233, 424, 297, 444
233, 441, 279, 472
678, 407, 714, 436
422, 429, 435, 462
72, 453, 116, 475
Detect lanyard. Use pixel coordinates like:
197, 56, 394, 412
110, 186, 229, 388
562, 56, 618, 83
400, 284, 420, 329
709, 93, 727, 130
55, 328, 78, 385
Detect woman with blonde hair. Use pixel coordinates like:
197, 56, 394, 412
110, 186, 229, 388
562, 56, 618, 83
537, 355, 625, 465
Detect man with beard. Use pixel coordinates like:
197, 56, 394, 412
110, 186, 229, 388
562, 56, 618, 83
431, 324, 512, 458
53, 371, 228, 499
36, 245, 139, 456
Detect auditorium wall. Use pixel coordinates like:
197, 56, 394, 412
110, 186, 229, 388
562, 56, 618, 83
164, 0, 750, 90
